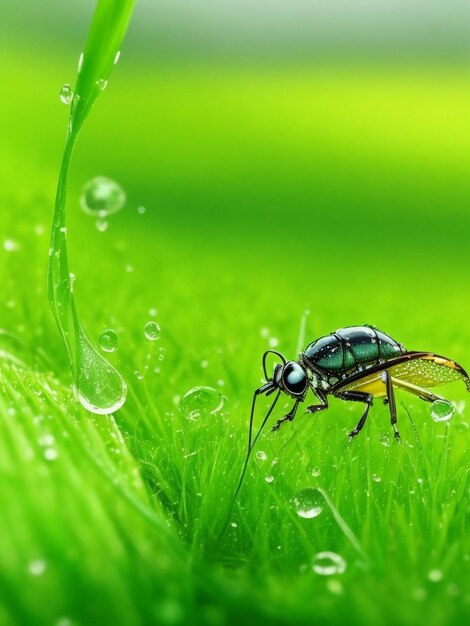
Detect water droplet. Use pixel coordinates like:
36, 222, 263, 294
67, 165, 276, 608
312, 552, 346, 576
44, 448, 59, 461
200, 360, 209, 369
293, 488, 324, 519
144, 321, 161, 341
265, 475, 274, 484
430, 399, 455, 422
230, 522, 238, 528
311, 466, 321, 477
80, 177, 126, 218
96, 79, 108, 91
28, 560, 46, 576
428, 569, 443, 582
372, 474, 382, 483
256, 450, 267, 462
3, 239, 18, 252
99, 329, 118, 353
269, 337, 279, 348
114, 50, 121, 64
96, 219, 108, 232
260, 327, 269, 338
149, 307, 157, 317
137, 205, 146, 214
59, 84, 74, 105
326, 579, 343, 595
179, 386, 225, 421
379, 432, 391, 447
135, 370, 143, 380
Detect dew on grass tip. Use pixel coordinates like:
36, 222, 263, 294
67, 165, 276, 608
80, 177, 126, 218
293, 488, 323, 519
179, 386, 225, 421
430, 399, 454, 422
59, 84, 74, 105
312, 552, 346, 576
144, 321, 161, 341
99, 329, 119, 353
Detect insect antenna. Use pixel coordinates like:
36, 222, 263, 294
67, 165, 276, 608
234, 385, 281, 500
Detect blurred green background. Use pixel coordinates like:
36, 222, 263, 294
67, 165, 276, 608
0, 2, 469, 625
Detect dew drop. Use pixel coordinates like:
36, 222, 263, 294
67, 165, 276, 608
311, 466, 321, 477
28, 560, 46, 576
256, 450, 267, 462
59, 84, 74, 105
265, 475, 274, 484
312, 552, 346, 576
293, 488, 324, 519
135, 370, 143, 380
149, 307, 157, 317
3, 239, 18, 252
269, 337, 279, 348
137, 205, 146, 214
372, 474, 382, 483
428, 569, 443, 582
44, 448, 59, 461
230, 522, 238, 528
96, 219, 108, 232
96, 79, 108, 91
80, 177, 126, 218
379, 432, 391, 447
98, 329, 119, 353
179, 386, 225, 421
430, 399, 455, 422
144, 321, 161, 341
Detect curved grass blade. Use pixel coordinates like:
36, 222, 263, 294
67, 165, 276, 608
48, 0, 135, 414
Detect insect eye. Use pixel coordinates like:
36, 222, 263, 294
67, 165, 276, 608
282, 363, 307, 396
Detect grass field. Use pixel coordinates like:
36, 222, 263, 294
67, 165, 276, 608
1, 26, 469, 626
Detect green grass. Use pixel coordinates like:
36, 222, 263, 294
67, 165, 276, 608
1, 33, 469, 626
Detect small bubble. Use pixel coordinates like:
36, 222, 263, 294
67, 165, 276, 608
179, 386, 225, 421
144, 321, 161, 341
96, 79, 108, 91
312, 552, 346, 576
311, 466, 321, 477
293, 488, 324, 519
59, 84, 74, 105
80, 177, 126, 218
265, 475, 274, 484
3, 239, 18, 252
379, 432, 391, 447
28, 560, 46, 576
428, 569, 443, 582
256, 450, 267, 462
430, 399, 455, 422
44, 448, 59, 461
96, 219, 108, 232
372, 474, 382, 483
99, 329, 119, 353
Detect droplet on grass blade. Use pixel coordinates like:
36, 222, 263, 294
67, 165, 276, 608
430, 399, 454, 422
312, 552, 346, 576
59, 84, 74, 105
293, 488, 324, 519
99, 329, 119, 353
80, 177, 126, 217
179, 386, 225, 421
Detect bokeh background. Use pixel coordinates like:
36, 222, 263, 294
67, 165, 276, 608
0, 2, 469, 625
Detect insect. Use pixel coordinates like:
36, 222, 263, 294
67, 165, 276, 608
236, 325, 469, 495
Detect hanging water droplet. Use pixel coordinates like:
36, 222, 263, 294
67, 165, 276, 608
179, 386, 225, 421
99, 329, 119, 353
312, 552, 346, 576
430, 399, 454, 422
80, 177, 126, 218
59, 84, 74, 105
256, 450, 267, 462
144, 321, 161, 341
293, 488, 324, 519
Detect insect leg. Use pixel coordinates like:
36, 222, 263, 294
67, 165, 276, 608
335, 390, 373, 439
306, 389, 328, 414
272, 398, 301, 432
389, 377, 444, 403
381, 371, 400, 440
